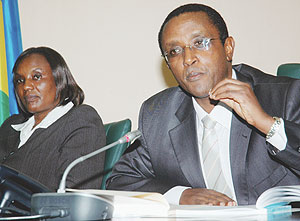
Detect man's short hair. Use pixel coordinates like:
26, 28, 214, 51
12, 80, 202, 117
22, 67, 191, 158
158, 3, 229, 56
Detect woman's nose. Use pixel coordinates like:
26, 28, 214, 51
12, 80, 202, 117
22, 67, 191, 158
23, 79, 34, 91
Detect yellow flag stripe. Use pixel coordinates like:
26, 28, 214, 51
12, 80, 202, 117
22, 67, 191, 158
0, 1, 9, 96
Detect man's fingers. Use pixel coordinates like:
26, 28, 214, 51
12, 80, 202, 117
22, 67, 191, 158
210, 79, 251, 102
180, 188, 236, 206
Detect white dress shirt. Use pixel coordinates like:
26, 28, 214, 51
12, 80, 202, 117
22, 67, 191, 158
11, 102, 74, 149
164, 70, 287, 205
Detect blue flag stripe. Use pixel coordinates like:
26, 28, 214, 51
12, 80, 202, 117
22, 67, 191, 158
2, 0, 22, 115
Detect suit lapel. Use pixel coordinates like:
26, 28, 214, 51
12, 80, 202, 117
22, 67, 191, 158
230, 66, 254, 204
230, 112, 251, 204
1, 115, 27, 153
169, 95, 206, 187
0, 130, 20, 162
8, 132, 20, 150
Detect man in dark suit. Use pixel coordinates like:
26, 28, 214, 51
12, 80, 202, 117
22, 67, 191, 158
107, 3, 300, 206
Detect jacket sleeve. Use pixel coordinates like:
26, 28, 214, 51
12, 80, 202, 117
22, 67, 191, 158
106, 102, 172, 193
56, 105, 106, 189
269, 79, 300, 175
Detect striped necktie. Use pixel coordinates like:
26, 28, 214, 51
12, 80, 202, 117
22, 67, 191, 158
202, 115, 232, 198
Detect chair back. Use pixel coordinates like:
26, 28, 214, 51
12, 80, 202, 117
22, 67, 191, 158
277, 63, 300, 79
101, 119, 131, 189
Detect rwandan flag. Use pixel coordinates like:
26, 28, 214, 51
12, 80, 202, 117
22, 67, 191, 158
0, 0, 22, 125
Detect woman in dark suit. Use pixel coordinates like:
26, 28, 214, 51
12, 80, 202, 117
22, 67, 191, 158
0, 47, 106, 191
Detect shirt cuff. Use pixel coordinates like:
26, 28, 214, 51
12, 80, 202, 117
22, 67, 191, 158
163, 186, 190, 205
266, 118, 287, 151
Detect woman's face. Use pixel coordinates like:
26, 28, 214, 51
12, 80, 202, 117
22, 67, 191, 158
14, 53, 59, 122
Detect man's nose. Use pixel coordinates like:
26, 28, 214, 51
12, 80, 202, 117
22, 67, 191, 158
183, 46, 197, 66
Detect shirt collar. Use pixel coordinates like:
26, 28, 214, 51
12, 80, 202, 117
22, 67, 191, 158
12, 102, 74, 132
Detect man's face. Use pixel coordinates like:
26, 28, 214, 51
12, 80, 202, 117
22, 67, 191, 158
161, 12, 234, 99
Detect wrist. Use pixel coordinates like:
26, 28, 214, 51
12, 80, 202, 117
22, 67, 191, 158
266, 117, 281, 139
254, 114, 274, 134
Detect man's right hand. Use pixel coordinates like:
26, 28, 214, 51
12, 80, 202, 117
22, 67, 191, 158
179, 188, 237, 206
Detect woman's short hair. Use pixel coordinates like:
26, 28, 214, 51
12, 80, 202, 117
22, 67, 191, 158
13, 46, 84, 113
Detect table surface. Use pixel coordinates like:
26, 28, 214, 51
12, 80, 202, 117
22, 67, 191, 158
111, 211, 300, 221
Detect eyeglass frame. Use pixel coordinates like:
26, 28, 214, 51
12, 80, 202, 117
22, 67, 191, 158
162, 37, 221, 63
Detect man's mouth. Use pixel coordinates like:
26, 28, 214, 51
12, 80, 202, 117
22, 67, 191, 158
186, 71, 203, 82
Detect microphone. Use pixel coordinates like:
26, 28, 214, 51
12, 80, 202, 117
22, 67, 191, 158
57, 129, 142, 193
31, 130, 142, 220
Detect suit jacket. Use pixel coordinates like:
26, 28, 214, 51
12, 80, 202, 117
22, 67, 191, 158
107, 64, 300, 205
0, 104, 106, 191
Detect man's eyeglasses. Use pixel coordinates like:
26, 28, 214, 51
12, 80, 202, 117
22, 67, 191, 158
163, 37, 219, 63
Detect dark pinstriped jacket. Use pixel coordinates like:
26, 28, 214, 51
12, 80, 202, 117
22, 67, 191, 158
107, 64, 300, 205
0, 104, 106, 191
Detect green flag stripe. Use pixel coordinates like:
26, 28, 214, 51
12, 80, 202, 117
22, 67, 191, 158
0, 90, 10, 125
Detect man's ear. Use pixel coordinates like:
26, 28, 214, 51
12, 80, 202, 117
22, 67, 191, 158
224, 36, 235, 62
